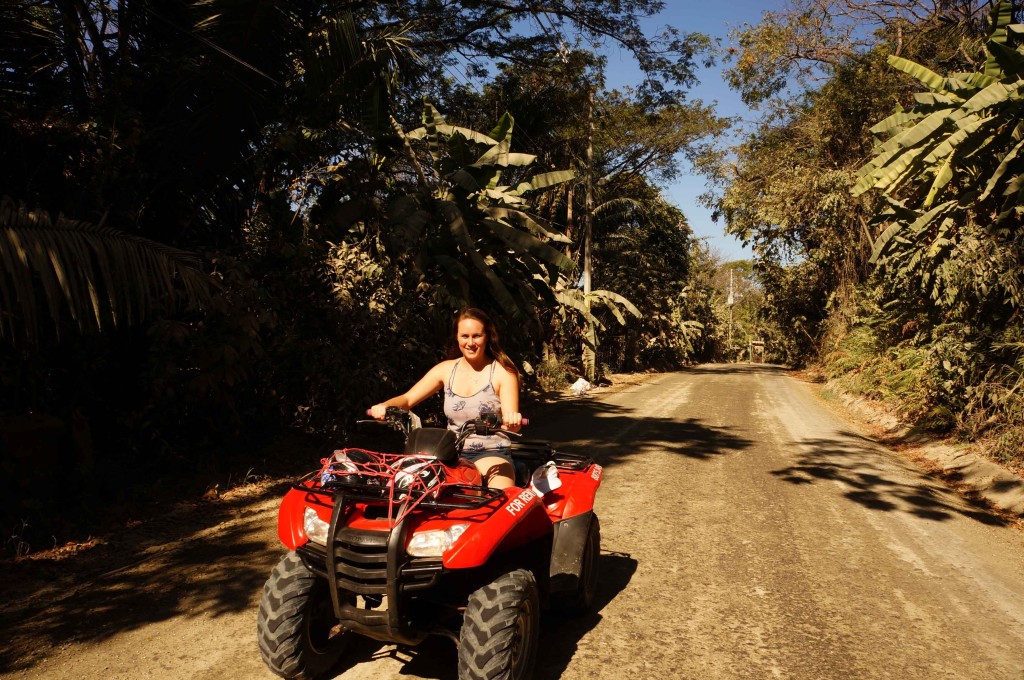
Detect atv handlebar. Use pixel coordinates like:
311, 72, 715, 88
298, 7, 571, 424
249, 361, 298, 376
364, 407, 528, 429
357, 406, 416, 436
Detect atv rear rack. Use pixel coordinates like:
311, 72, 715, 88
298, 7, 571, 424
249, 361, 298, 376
551, 450, 593, 471
511, 440, 593, 471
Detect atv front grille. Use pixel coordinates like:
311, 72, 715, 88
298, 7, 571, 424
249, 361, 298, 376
300, 527, 442, 595
331, 527, 389, 594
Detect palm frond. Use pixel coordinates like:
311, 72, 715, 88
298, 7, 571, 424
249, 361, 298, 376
0, 198, 215, 343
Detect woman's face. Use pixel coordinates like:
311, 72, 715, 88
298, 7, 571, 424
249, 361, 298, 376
457, 318, 487, 362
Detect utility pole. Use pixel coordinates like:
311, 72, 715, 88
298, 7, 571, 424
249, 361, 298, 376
727, 268, 735, 358
582, 86, 595, 381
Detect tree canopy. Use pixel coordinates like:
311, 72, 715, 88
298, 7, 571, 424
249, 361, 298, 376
0, 0, 726, 552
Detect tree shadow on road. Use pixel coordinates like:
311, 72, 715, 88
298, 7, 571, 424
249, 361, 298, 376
529, 398, 754, 468
534, 550, 638, 679
771, 433, 1010, 527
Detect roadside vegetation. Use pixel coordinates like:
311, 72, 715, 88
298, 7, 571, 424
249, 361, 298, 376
712, 0, 1024, 473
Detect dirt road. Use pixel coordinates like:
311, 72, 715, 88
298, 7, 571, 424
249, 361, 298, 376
4, 364, 1024, 679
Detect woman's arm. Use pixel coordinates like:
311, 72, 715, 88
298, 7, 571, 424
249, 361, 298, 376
369, 361, 450, 419
493, 365, 522, 432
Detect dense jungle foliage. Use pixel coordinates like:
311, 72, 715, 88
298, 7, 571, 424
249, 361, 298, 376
715, 0, 1024, 470
0, 0, 732, 552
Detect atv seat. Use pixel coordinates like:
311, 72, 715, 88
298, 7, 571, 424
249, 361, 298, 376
404, 427, 458, 464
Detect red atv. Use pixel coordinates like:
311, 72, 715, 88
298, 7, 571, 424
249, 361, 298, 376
256, 407, 603, 680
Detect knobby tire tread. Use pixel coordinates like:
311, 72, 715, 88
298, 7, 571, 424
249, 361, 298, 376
458, 569, 539, 680
257, 552, 345, 680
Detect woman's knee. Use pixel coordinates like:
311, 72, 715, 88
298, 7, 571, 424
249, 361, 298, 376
474, 456, 515, 489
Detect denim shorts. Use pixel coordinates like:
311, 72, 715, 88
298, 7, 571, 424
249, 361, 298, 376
461, 448, 513, 466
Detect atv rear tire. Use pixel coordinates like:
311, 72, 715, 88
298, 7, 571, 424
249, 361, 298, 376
555, 515, 601, 615
257, 552, 349, 680
458, 569, 539, 680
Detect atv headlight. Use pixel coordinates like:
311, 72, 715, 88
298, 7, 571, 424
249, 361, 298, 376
407, 523, 469, 557
303, 507, 330, 545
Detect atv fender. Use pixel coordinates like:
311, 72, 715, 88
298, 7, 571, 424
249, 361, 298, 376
559, 463, 603, 519
277, 486, 312, 550
549, 511, 595, 593
443, 487, 551, 570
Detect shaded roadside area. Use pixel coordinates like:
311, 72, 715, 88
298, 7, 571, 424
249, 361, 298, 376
525, 390, 756, 467
823, 385, 1024, 518
0, 482, 287, 674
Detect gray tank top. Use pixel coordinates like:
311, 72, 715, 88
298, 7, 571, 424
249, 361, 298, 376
444, 360, 509, 452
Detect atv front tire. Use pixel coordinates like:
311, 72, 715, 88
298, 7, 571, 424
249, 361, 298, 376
257, 552, 349, 679
458, 569, 540, 680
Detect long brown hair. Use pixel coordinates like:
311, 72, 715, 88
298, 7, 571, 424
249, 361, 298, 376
448, 308, 519, 378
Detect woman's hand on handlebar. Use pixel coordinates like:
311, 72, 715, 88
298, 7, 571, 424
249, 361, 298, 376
503, 411, 525, 432
368, 404, 388, 420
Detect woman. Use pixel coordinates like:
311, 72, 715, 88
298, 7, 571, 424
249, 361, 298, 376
369, 308, 523, 489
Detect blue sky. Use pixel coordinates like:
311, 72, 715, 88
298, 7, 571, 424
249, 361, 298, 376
602, 1, 777, 262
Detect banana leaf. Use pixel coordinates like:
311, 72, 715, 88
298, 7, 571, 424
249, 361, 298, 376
514, 169, 576, 193
921, 114, 990, 166
484, 188, 525, 205
875, 108, 961, 158
479, 219, 574, 270
408, 123, 495, 147
855, 138, 935, 194
869, 111, 926, 136
963, 80, 1022, 114
986, 1, 1015, 78
911, 92, 961, 107
472, 150, 536, 170
908, 200, 956, 237
449, 168, 481, 193
441, 200, 523, 320
554, 289, 606, 331
489, 207, 571, 243
887, 55, 951, 94
488, 111, 514, 144
420, 102, 445, 162
951, 72, 999, 90
986, 40, 1024, 79
869, 200, 955, 264
980, 137, 1024, 200
591, 289, 642, 318
923, 154, 954, 208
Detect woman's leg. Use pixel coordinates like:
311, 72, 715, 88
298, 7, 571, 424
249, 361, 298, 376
473, 455, 515, 489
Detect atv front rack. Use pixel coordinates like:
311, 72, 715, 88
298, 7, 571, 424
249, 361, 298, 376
290, 473, 506, 510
